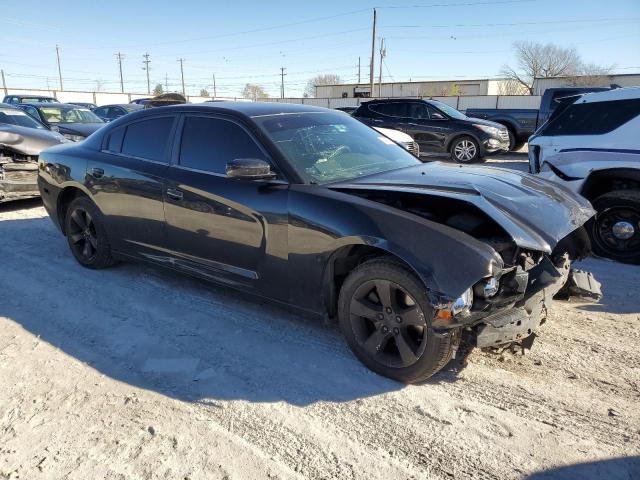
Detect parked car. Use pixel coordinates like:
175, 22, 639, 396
38, 102, 598, 383
465, 86, 610, 150
68, 102, 97, 110
0, 103, 67, 202
130, 98, 151, 105
529, 87, 640, 264
2, 94, 59, 105
374, 127, 420, 156
353, 98, 509, 163
17, 103, 105, 142
92, 103, 143, 122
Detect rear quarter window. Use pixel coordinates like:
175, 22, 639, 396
541, 98, 640, 136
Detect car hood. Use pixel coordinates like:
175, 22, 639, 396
56, 123, 104, 137
0, 124, 67, 156
464, 117, 505, 129
329, 162, 595, 253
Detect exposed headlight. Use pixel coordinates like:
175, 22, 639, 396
481, 277, 499, 298
63, 133, 85, 142
473, 124, 501, 136
451, 288, 473, 315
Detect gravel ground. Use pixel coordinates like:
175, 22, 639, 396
1, 156, 639, 479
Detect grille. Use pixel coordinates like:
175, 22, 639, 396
407, 141, 420, 157
498, 129, 509, 142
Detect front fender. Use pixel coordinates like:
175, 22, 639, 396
287, 186, 501, 314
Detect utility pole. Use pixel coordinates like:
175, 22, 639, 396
378, 38, 386, 97
142, 53, 151, 94
165, 73, 168, 92
212, 73, 217, 98
357, 57, 361, 84
369, 8, 377, 97
115, 52, 125, 93
55, 45, 63, 91
1, 69, 7, 95
178, 58, 185, 95
280, 67, 286, 99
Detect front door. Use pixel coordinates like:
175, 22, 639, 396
405, 103, 450, 154
163, 114, 289, 298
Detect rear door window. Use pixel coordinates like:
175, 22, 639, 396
541, 98, 640, 136
178, 116, 267, 175
121, 116, 175, 162
370, 103, 408, 118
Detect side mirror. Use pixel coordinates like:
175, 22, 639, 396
431, 112, 446, 120
226, 158, 276, 180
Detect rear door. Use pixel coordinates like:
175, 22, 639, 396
405, 102, 452, 153
163, 113, 289, 297
88, 114, 178, 258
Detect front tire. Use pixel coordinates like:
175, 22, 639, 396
589, 190, 640, 264
338, 258, 454, 383
450, 136, 481, 163
65, 196, 115, 269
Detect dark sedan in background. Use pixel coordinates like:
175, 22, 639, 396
353, 98, 509, 163
17, 102, 105, 142
93, 103, 143, 122
37, 102, 596, 383
2, 94, 58, 105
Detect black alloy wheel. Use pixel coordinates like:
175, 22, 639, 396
68, 208, 98, 262
338, 258, 454, 383
65, 196, 115, 269
590, 191, 640, 264
349, 279, 427, 369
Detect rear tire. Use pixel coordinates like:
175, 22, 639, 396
450, 136, 481, 163
589, 190, 640, 264
65, 196, 115, 269
338, 257, 454, 383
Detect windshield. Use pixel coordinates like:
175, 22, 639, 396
255, 111, 420, 184
0, 107, 46, 129
430, 100, 467, 120
124, 104, 143, 112
39, 107, 103, 124
21, 97, 57, 104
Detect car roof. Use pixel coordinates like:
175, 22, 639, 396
578, 86, 640, 103
109, 101, 332, 119
96, 103, 143, 108
17, 102, 92, 109
0, 102, 20, 109
4, 94, 57, 99
361, 98, 430, 104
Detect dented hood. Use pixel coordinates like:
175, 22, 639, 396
0, 124, 66, 156
329, 162, 595, 253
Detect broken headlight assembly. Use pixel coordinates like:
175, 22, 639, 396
62, 133, 85, 142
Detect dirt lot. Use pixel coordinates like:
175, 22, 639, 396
1, 154, 639, 480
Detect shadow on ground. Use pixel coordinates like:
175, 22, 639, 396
0, 215, 416, 406
526, 456, 640, 480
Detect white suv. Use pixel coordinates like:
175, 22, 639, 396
528, 87, 640, 263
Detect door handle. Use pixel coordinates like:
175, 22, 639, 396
89, 167, 104, 178
166, 187, 183, 201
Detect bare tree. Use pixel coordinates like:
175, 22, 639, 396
200, 88, 210, 97
241, 83, 269, 101
304, 73, 342, 98
568, 63, 614, 87
501, 41, 583, 94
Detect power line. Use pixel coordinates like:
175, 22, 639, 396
380, 17, 640, 29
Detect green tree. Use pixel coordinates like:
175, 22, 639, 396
200, 88, 210, 97
153, 83, 164, 95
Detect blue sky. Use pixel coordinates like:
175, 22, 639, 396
1, 0, 638, 97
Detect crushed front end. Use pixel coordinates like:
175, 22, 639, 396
0, 149, 40, 203
433, 226, 601, 351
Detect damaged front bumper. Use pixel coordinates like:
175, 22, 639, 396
0, 159, 39, 202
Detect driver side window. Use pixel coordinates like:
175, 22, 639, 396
178, 116, 268, 175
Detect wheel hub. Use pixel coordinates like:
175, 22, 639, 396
612, 221, 635, 240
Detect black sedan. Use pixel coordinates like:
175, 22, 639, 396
93, 103, 143, 122
17, 102, 105, 142
38, 102, 595, 382
353, 98, 510, 163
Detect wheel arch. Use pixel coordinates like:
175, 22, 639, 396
56, 184, 93, 235
580, 168, 640, 201
322, 244, 422, 319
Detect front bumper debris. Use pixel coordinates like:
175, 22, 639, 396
0, 161, 39, 202
555, 269, 603, 301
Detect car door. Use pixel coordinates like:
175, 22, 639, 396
87, 114, 178, 259
406, 103, 452, 154
366, 102, 410, 131
163, 113, 289, 298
